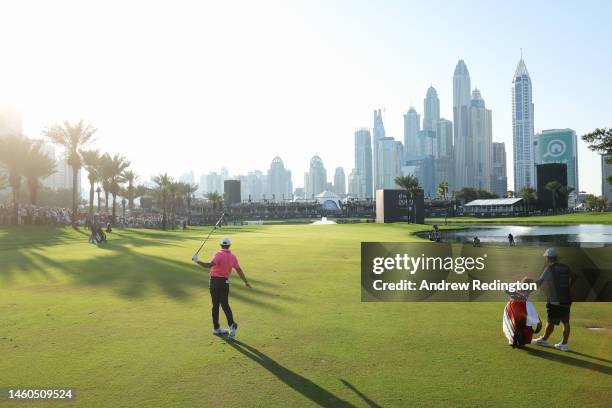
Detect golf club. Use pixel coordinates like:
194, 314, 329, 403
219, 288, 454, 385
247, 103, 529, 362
193, 212, 226, 258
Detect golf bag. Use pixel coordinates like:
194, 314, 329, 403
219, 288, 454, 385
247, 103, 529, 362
90, 227, 107, 244
502, 300, 541, 348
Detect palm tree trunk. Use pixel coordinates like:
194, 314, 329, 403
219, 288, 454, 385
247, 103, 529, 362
97, 191, 101, 211
112, 194, 117, 224
105, 192, 109, 211
72, 165, 78, 226
28, 179, 38, 205
11, 184, 19, 225
187, 196, 191, 225
89, 181, 95, 220
128, 186, 134, 210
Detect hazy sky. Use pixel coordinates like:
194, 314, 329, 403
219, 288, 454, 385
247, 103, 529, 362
1, 0, 610, 194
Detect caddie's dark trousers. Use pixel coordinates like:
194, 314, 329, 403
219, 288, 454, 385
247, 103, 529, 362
210, 276, 235, 329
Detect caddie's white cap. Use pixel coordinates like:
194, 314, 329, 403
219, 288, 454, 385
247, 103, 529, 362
543, 247, 557, 257
221, 237, 231, 246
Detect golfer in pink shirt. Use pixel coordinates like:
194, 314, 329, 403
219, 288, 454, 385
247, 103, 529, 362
192, 237, 251, 338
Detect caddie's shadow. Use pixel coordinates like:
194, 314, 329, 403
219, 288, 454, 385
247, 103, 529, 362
525, 347, 612, 375
225, 339, 356, 408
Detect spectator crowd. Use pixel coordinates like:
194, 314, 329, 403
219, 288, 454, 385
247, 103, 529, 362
0, 204, 166, 229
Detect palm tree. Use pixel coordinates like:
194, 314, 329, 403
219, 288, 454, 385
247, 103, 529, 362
507, 190, 515, 198
118, 186, 129, 222
394, 175, 421, 223
585, 194, 597, 211
206, 191, 224, 222
99, 154, 113, 212
122, 170, 138, 210
44, 120, 97, 225
436, 181, 450, 224
23, 141, 56, 205
545, 181, 562, 213
437, 181, 449, 200
104, 154, 130, 224
134, 184, 150, 206
168, 181, 181, 228
560, 186, 574, 210
517, 187, 538, 213
0, 135, 31, 223
152, 173, 172, 229
81, 149, 101, 220
597, 195, 609, 212
183, 183, 198, 225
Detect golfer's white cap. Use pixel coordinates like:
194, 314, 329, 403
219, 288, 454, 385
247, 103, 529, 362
543, 247, 557, 257
221, 237, 231, 246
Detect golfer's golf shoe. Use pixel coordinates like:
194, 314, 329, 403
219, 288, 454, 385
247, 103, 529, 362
532, 337, 549, 346
228, 323, 238, 339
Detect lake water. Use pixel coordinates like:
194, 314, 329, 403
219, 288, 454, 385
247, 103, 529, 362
428, 224, 612, 247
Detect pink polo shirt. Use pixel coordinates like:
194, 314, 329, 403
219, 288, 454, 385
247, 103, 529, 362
209, 249, 241, 278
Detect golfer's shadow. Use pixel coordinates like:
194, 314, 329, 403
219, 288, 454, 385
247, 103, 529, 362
525, 347, 612, 375
225, 340, 379, 408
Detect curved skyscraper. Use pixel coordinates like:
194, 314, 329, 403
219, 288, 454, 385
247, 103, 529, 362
453, 60, 473, 189
512, 57, 535, 192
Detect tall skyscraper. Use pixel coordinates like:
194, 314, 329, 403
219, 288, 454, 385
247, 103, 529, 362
267, 156, 292, 200
403, 107, 420, 158
434, 118, 454, 192
198, 174, 207, 196
470, 88, 493, 191
435, 119, 453, 159
333, 167, 346, 196
179, 171, 195, 185
238, 170, 265, 202
602, 155, 612, 201
205, 172, 223, 194
372, 109, 386, 191
220, 167, 229, 181
377, 137, 402, 189
423, 86, 440, 132
492, 142, 508, 197
534, 129, 579, 191
512, 56, 535, 192
354, 128, 373, 199
453, 59, 473, 189
304, 155, 327, 198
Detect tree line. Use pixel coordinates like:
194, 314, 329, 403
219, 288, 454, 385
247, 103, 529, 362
0, 120, 215, 228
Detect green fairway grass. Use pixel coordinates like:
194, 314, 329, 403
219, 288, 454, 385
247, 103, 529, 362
427, 212, 612, 225
1, 224, 610, 407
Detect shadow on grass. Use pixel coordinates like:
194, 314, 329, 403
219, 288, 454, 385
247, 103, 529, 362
525, 347, 612, 375
0, 226, 85, 251
340, 379, 382, 408
0, 226, 294, 307
226, 339, 356, 407
25, 243, 287, 311
567, 350, 612, 364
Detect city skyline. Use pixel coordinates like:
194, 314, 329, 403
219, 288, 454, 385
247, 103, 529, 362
1, 1, 610, 195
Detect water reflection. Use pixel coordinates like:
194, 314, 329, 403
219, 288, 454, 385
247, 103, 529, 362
424, 224, 612, 247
